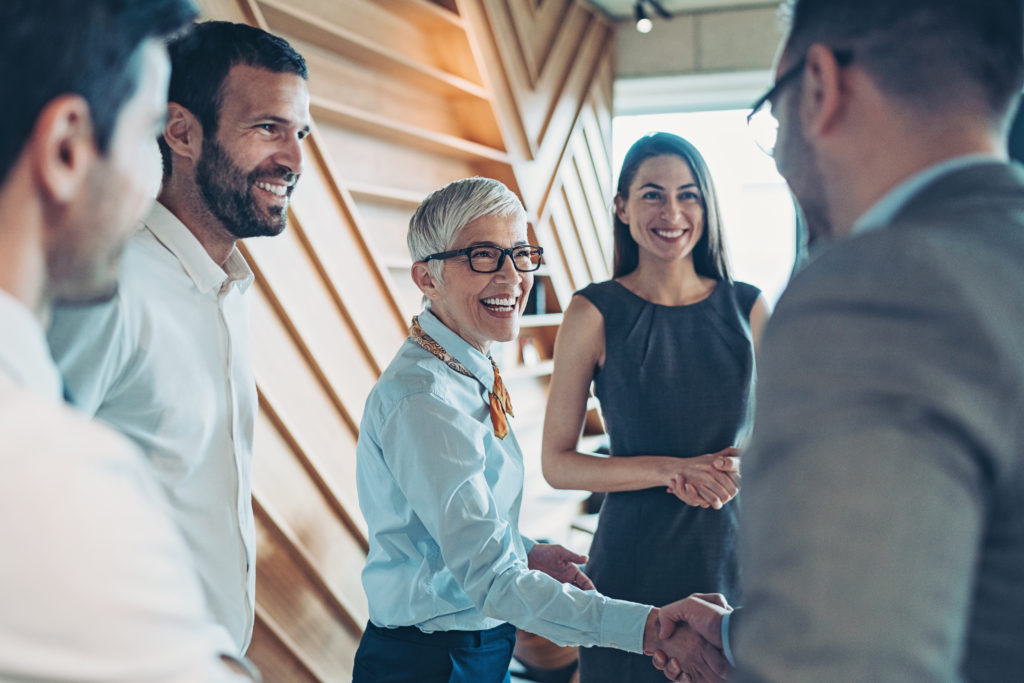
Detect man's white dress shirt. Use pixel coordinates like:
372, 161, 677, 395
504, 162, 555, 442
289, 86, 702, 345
48, 202, 259, 652
0, 289, 249, 681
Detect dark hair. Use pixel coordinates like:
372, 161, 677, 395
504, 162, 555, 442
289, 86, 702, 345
158, 21, 308, 178
0, 0, 197, 185
1010, 101, 1024, 163
780, 0, 1024, 124
613, 132, 731, 281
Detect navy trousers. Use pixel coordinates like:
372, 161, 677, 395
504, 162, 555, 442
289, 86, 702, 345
352, 621, 516, 683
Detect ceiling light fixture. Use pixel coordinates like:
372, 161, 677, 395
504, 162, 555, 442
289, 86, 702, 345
634, 1, 652, 33
634, 0, 672, 34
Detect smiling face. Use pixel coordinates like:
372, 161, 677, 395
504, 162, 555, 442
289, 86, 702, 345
615, 154, 705, 267
195, 63, 310, 239
417, 213, 533, 354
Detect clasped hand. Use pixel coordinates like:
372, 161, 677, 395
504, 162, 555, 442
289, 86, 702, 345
645, 594, 733, 682
664, 447, 741, 510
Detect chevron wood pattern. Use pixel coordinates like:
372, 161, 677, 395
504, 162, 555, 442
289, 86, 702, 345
188, 1, 616, 678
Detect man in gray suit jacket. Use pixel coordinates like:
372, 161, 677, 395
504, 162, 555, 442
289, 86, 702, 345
654, 0, 1024, 681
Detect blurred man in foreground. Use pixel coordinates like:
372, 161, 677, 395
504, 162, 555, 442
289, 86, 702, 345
0, 0, 257, 679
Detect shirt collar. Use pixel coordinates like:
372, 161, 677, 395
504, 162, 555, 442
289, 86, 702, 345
852, 154, 1001, 235
0, 290, 62, 399
418, 305, 495, 389
144, 201, 254, 295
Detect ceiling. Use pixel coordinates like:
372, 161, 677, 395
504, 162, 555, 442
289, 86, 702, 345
584, 0, 779, 20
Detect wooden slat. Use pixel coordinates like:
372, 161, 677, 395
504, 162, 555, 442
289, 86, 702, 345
460, 0, 535, 159
253, 494, 366, 632
311, 96, 510, 164
375, 0, 465, 31
506, 0, 574, 86
298, 43, 487, 146
346, 182, 425, 208
526, 19, 612, 217
255, 395, 369, 554
562, 159, 608, 282
283, 127, 410, 367
524, 3, 591, 145
548, 188, 591, 291
242, 229, 383, 419
260, 0, 487, 99
247, 611, 321, 683
314, 123, 485, 196
531, 212, 575, 307
252, 516, 360, 679
248, 284, 368, 538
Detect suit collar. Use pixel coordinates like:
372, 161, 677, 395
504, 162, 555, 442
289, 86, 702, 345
891, 160, 1024, 225
852, 155, 1006, 235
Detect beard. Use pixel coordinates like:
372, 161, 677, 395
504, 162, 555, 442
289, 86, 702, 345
195, 136, 297, 239
777, 126, 833, 249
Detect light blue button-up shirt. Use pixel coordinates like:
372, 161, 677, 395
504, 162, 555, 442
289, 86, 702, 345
356, 306, 652, 652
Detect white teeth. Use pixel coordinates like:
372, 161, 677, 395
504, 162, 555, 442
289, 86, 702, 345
482, 296, 518, 312
482, 297, 517, 307
653, 228, 686, 238
256, 181, 288, 197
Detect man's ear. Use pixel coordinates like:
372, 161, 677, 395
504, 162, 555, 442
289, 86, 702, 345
801, 43, 847, 140
162, 102, 203, 165
33, 95, 97, 204
411, 261, 441, 299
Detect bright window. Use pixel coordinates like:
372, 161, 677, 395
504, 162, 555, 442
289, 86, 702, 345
613, 110, 796, 304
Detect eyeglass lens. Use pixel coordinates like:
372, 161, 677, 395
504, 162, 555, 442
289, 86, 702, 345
748, 100, 780, 156
469, 246, 542, 273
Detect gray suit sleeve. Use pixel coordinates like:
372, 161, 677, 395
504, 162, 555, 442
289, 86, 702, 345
734, 233, 1014, 681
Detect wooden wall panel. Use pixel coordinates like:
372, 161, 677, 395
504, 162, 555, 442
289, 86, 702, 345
247, 285, 366, 538
193, 1, 616, 678
253, 411, 369, 622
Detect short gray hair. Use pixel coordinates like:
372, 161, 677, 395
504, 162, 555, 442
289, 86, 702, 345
408, 177, 527, 282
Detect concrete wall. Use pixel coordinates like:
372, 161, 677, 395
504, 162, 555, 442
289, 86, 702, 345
616, 5, 784, 78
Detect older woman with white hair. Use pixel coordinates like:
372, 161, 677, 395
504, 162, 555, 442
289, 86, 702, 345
352, 177, 730, 683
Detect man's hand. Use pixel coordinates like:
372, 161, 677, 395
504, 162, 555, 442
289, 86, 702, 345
642, 607, 728, 683
527, 543, 594, 590
657, 594, 731, 647
649, 595, 733, 681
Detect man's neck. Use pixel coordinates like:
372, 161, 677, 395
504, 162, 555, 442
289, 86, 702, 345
0, 182, 50, 324
827, 120, 1004, 235
157, 182, 237, 268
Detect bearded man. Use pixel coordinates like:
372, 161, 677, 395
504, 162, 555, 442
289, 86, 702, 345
47, 20, 311, 655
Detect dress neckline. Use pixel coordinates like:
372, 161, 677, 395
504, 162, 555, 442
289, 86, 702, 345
609, 278, 720, 309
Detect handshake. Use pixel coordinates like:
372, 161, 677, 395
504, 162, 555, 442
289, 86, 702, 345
528, 541, 735, 682
643, 593, 734, 683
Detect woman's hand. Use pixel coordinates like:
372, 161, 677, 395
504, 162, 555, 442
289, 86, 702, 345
527, 543, 595, 590
664, 447, 740, 509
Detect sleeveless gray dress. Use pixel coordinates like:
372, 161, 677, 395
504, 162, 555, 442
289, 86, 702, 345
575, 279, 759, 683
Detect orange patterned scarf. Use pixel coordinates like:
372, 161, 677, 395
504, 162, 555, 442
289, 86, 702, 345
409, 316, 514, 439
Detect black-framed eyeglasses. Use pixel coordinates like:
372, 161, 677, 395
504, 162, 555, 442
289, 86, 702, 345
422, 244, 544, 273
747, 49, 854, 156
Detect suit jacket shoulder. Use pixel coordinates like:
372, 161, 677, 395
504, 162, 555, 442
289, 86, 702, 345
738, 161, 1024, 682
